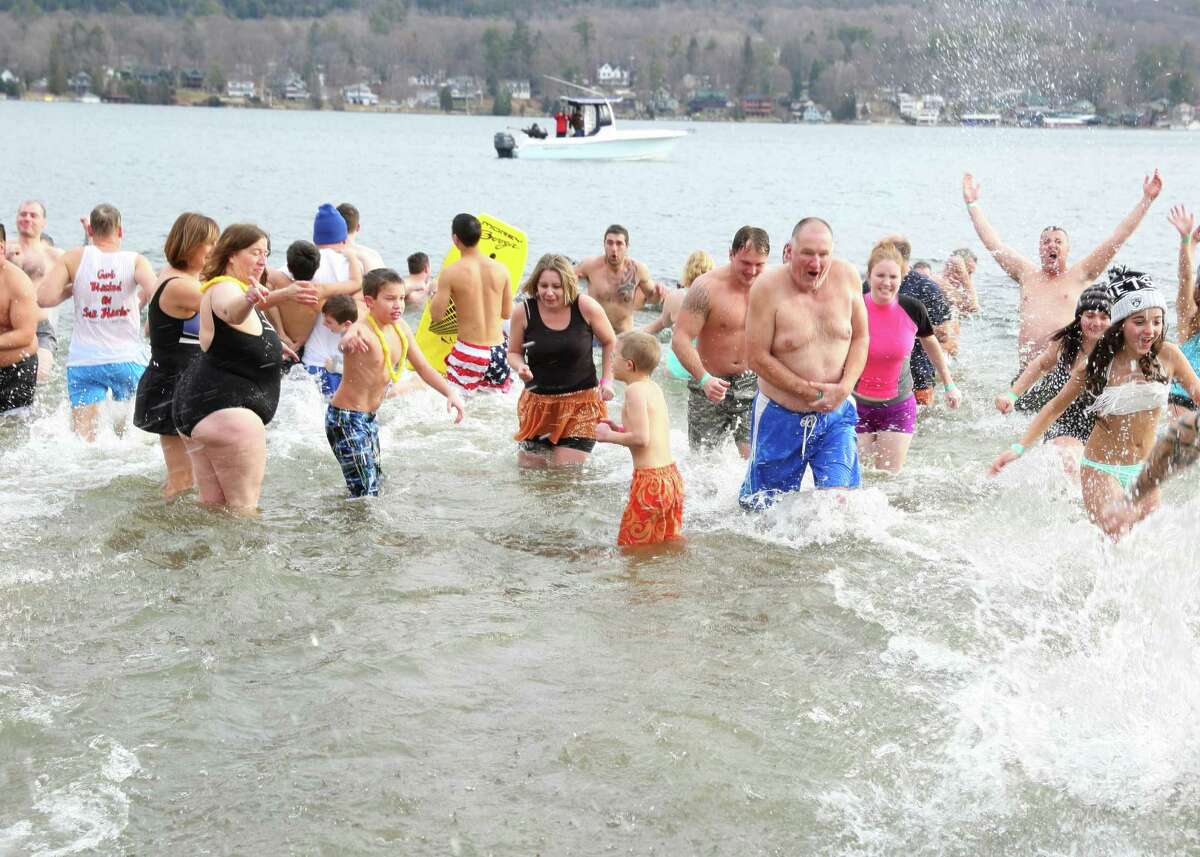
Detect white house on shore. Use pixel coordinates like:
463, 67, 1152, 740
226, 80, 256, 99
596, 63, 630, 88
500, 78, 531, 100
342, 82, 378, 106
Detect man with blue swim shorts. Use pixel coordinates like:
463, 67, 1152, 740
37, 204, 156, 440
741, 217, 869, 509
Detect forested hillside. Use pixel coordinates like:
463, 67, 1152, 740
1, 0, 1198, 116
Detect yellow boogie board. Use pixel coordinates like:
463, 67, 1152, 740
409, 213, 528, 374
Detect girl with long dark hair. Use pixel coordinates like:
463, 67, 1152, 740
991, 267, 1200, 537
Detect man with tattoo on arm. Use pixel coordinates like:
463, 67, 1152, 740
575, 225, 662, 334
671, 226, 770, 458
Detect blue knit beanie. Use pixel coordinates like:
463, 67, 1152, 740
312, 203, 347, 245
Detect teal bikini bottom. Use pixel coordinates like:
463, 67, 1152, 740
1081, 456, 1143, 490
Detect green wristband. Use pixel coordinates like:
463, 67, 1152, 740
966, 201, 978, 209
1006, 390, 1019, 403
699, 372, 713, 386
1183, 234, 1192, 246
943, 383, 957, 392
1010, 442, 1025, 456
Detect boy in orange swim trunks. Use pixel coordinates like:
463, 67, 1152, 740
596, 331, 684, 547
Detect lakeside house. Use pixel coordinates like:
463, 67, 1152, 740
69, 71, 93, 96
342, 82, 378, 106
278, 72, 309, 101
226, 80, 256, 99
597, 63, 630, 89
500, 79, 531, 100
740, 94, 774, 118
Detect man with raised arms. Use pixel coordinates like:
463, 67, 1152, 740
434, 213, 514, 392
0, 224, 40, 413
671, 226, 770, 457
963, 169, 1162, 367
740, 217, 868, 508
575, 224, 662, 334
6, 200, 64, 382
37, 203, 157, 440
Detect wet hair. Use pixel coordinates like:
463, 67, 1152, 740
19, 199, 47, 218
522, 253, 579, 304
202, 223, 269, 282
878, 233, 911, 262
619, 330, 660, 373
604, 224, 630, 244
731, 226, 770, 256
791, 217, 833, 240
336, 203, 360, 233
407, 252, 429, 275
867, 240, 909, 277
1041, 225, 1069, 238
89, 203, 122, 238
322, 294, 358, 325
912, 261, 932, 275
163, 212, 219, 270
286, 240, 320, 282
452, 213, 482, 247
1084, 314, 1168, 398
363, 267, 404, 299
951, 247, 978, 265
43, 233, 55, 247
681, 250, 714, 288
0, 223, 5, 242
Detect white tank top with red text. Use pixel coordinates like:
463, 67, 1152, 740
67, 245, 146, 366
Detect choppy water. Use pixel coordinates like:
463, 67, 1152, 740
2, 101, 1200, 855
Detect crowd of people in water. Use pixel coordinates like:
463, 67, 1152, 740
1, 173, 1198, 545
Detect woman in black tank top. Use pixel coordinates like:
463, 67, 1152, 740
132, 212, 218, 498
507, 254, 618, 466
171, 223, 314, 513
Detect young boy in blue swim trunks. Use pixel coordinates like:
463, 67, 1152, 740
326, 268, 465, 498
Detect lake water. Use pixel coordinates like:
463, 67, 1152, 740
2, 101, 1200, 855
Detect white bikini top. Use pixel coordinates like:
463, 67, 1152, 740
1088, 362, 1169, 417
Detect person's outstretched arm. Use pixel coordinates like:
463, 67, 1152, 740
1168, 204, 1200, 341
1075, 170, 1162, 282
962, 173, 1037, 283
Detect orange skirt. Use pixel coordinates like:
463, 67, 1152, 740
513, 387, 605, 444
617, 462, 684, 547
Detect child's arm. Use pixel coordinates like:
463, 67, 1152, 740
596, 385, 648, 448
402, 322, 465, 422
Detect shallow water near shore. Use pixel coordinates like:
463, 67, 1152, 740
3, 102, 1200, 854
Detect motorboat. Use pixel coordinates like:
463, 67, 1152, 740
494, 96, 685, 161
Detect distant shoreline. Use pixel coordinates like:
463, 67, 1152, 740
11, 94, 1186, 131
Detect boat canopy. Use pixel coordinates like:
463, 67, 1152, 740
563, 96, 616, 136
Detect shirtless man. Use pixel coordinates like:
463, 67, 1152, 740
575, 225, 662, 334
434, 213, 513, 392
337, 202, 386, 273
6, 200, 64, 382
671, 226, 770, 457
740, 217, 869, 508
0, 224, 40, 413
402, 252, 433, 305
37, 204, 157, 439
934, 248, 979, 315
963, 169, 1162, 367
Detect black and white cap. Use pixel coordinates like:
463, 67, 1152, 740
1106, 266, 1166, 325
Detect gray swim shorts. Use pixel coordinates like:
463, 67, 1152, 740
687, 370, 757, 449
36, 319, 57, 353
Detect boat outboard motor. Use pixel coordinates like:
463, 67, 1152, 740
494, 131, 516, 158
